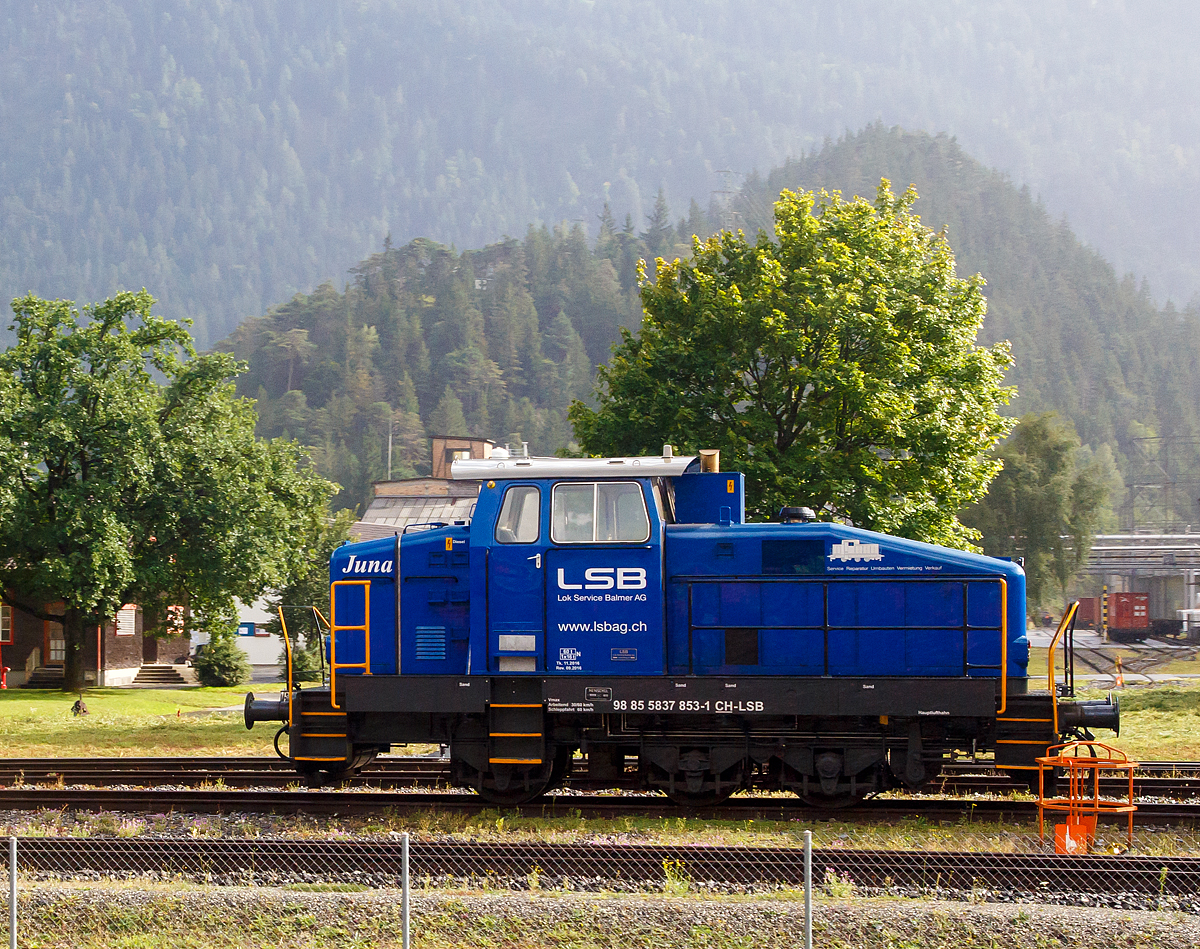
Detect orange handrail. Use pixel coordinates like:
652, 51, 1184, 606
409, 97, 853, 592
276, 606, 294, 729
1047, 601, 1080, 734
329, 580, 371, 710
998, 578, 1008, 715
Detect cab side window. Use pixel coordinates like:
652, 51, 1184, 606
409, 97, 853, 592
552, 482, 650, 543
494, 485, 540, 544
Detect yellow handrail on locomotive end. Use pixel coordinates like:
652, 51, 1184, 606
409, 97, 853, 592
277, 606, 294, 729
998, 578, 1008, 716
1047, 600, 1080, 734
329, 580, 371, 710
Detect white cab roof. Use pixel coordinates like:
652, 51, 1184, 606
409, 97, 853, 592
451, 455, 698, 480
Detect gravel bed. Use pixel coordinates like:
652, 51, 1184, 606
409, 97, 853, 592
10, 885, 1200, 948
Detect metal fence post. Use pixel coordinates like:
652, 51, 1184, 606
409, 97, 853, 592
803, 830, 812, 949
401, 832, 410, 949
8, 836, 15, 949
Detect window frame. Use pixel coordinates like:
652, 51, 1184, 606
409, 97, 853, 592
0, 605, 11, 645
114, 604, 137, 637
494, 484, 542, 545
551, 481, 651, 545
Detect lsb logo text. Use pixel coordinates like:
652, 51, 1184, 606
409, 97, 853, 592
557, 567, 647, 590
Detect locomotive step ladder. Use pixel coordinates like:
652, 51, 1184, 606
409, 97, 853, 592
292, 689, 352, 765
488, 677, 545, 766
995, 692, 1058, 785
277, 604, 353, 768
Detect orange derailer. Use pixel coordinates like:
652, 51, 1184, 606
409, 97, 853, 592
1036, 741, 1137, 854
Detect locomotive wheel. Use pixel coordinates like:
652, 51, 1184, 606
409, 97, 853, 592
663, 784, 739, 807
472, 760, 556, 805
302, 746, 380, 786
659, 762, 747, 806
456, 748, 574, 805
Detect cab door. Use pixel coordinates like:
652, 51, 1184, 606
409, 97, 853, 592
486, 483, 546, 672
545, 480, 663, 675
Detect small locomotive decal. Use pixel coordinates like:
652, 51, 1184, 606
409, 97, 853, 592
828, 539, 884, 562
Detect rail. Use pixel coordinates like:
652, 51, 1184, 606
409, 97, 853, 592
1047, 601, 1080, 734
329, 580, 372, 710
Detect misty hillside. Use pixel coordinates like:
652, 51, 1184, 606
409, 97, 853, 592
6, 0, 1200, 347
738, 127, 1200, 447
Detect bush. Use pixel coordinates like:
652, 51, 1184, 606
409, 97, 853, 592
193, 614, 252, 687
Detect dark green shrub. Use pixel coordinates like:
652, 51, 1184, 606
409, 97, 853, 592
193, 613, 251, 687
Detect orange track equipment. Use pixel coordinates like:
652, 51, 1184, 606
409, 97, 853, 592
1037, 741, 1137, 853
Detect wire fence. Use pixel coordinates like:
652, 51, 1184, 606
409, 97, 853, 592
3, 829, 1199, 903
2, 821, 1200, 946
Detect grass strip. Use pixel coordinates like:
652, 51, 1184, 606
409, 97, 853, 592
7, 885, 1200, 949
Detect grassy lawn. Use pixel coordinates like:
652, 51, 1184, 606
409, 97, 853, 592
0, 686, 279, 757
1094, 678, 1200, 762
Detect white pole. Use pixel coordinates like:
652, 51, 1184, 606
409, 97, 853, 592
401, 832, 410, 949
803, 830, 812, 949
387, 425, 393, 481
8, 836, 15, 949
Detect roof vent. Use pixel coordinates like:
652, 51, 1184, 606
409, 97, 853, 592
779, 506, 816, 523
662, 444, 674, 461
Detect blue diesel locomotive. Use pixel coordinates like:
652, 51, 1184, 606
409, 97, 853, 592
245, 450, 1119, 804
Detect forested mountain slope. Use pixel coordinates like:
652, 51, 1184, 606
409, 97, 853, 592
231, 128, 1200, 523
219, 223, 646, 510
6, 0, 1200, 348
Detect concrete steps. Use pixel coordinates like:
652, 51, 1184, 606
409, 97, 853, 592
21, 667, 64, 689
132, 664, 194, 687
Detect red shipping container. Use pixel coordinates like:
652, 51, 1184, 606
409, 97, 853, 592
1075, 597, 1100, 627
1109, 592, 1149, 630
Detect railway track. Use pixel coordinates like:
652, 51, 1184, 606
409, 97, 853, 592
3, 756, 1200, 798
0, 785, 1197, 824
7, 836, 1200, 898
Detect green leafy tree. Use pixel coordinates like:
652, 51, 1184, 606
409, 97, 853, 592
0, 291, 336, 690
570, 182, 1014, 547
963, 413, 1114, 608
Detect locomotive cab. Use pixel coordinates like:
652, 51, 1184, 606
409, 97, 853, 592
246, 448, 1119, 803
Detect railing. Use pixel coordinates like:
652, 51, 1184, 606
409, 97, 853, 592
329, 580, 372, 710
1047, 601, 1080, 734
276, 606, 294, 729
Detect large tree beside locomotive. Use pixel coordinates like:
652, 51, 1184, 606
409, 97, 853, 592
246, 452, 1119, 805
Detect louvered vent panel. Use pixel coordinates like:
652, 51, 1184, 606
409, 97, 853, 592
414, 626, 447, 660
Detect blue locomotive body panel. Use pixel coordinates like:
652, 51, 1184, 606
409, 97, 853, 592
326, 468, 1028, 685
663, 523, 1026, 680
